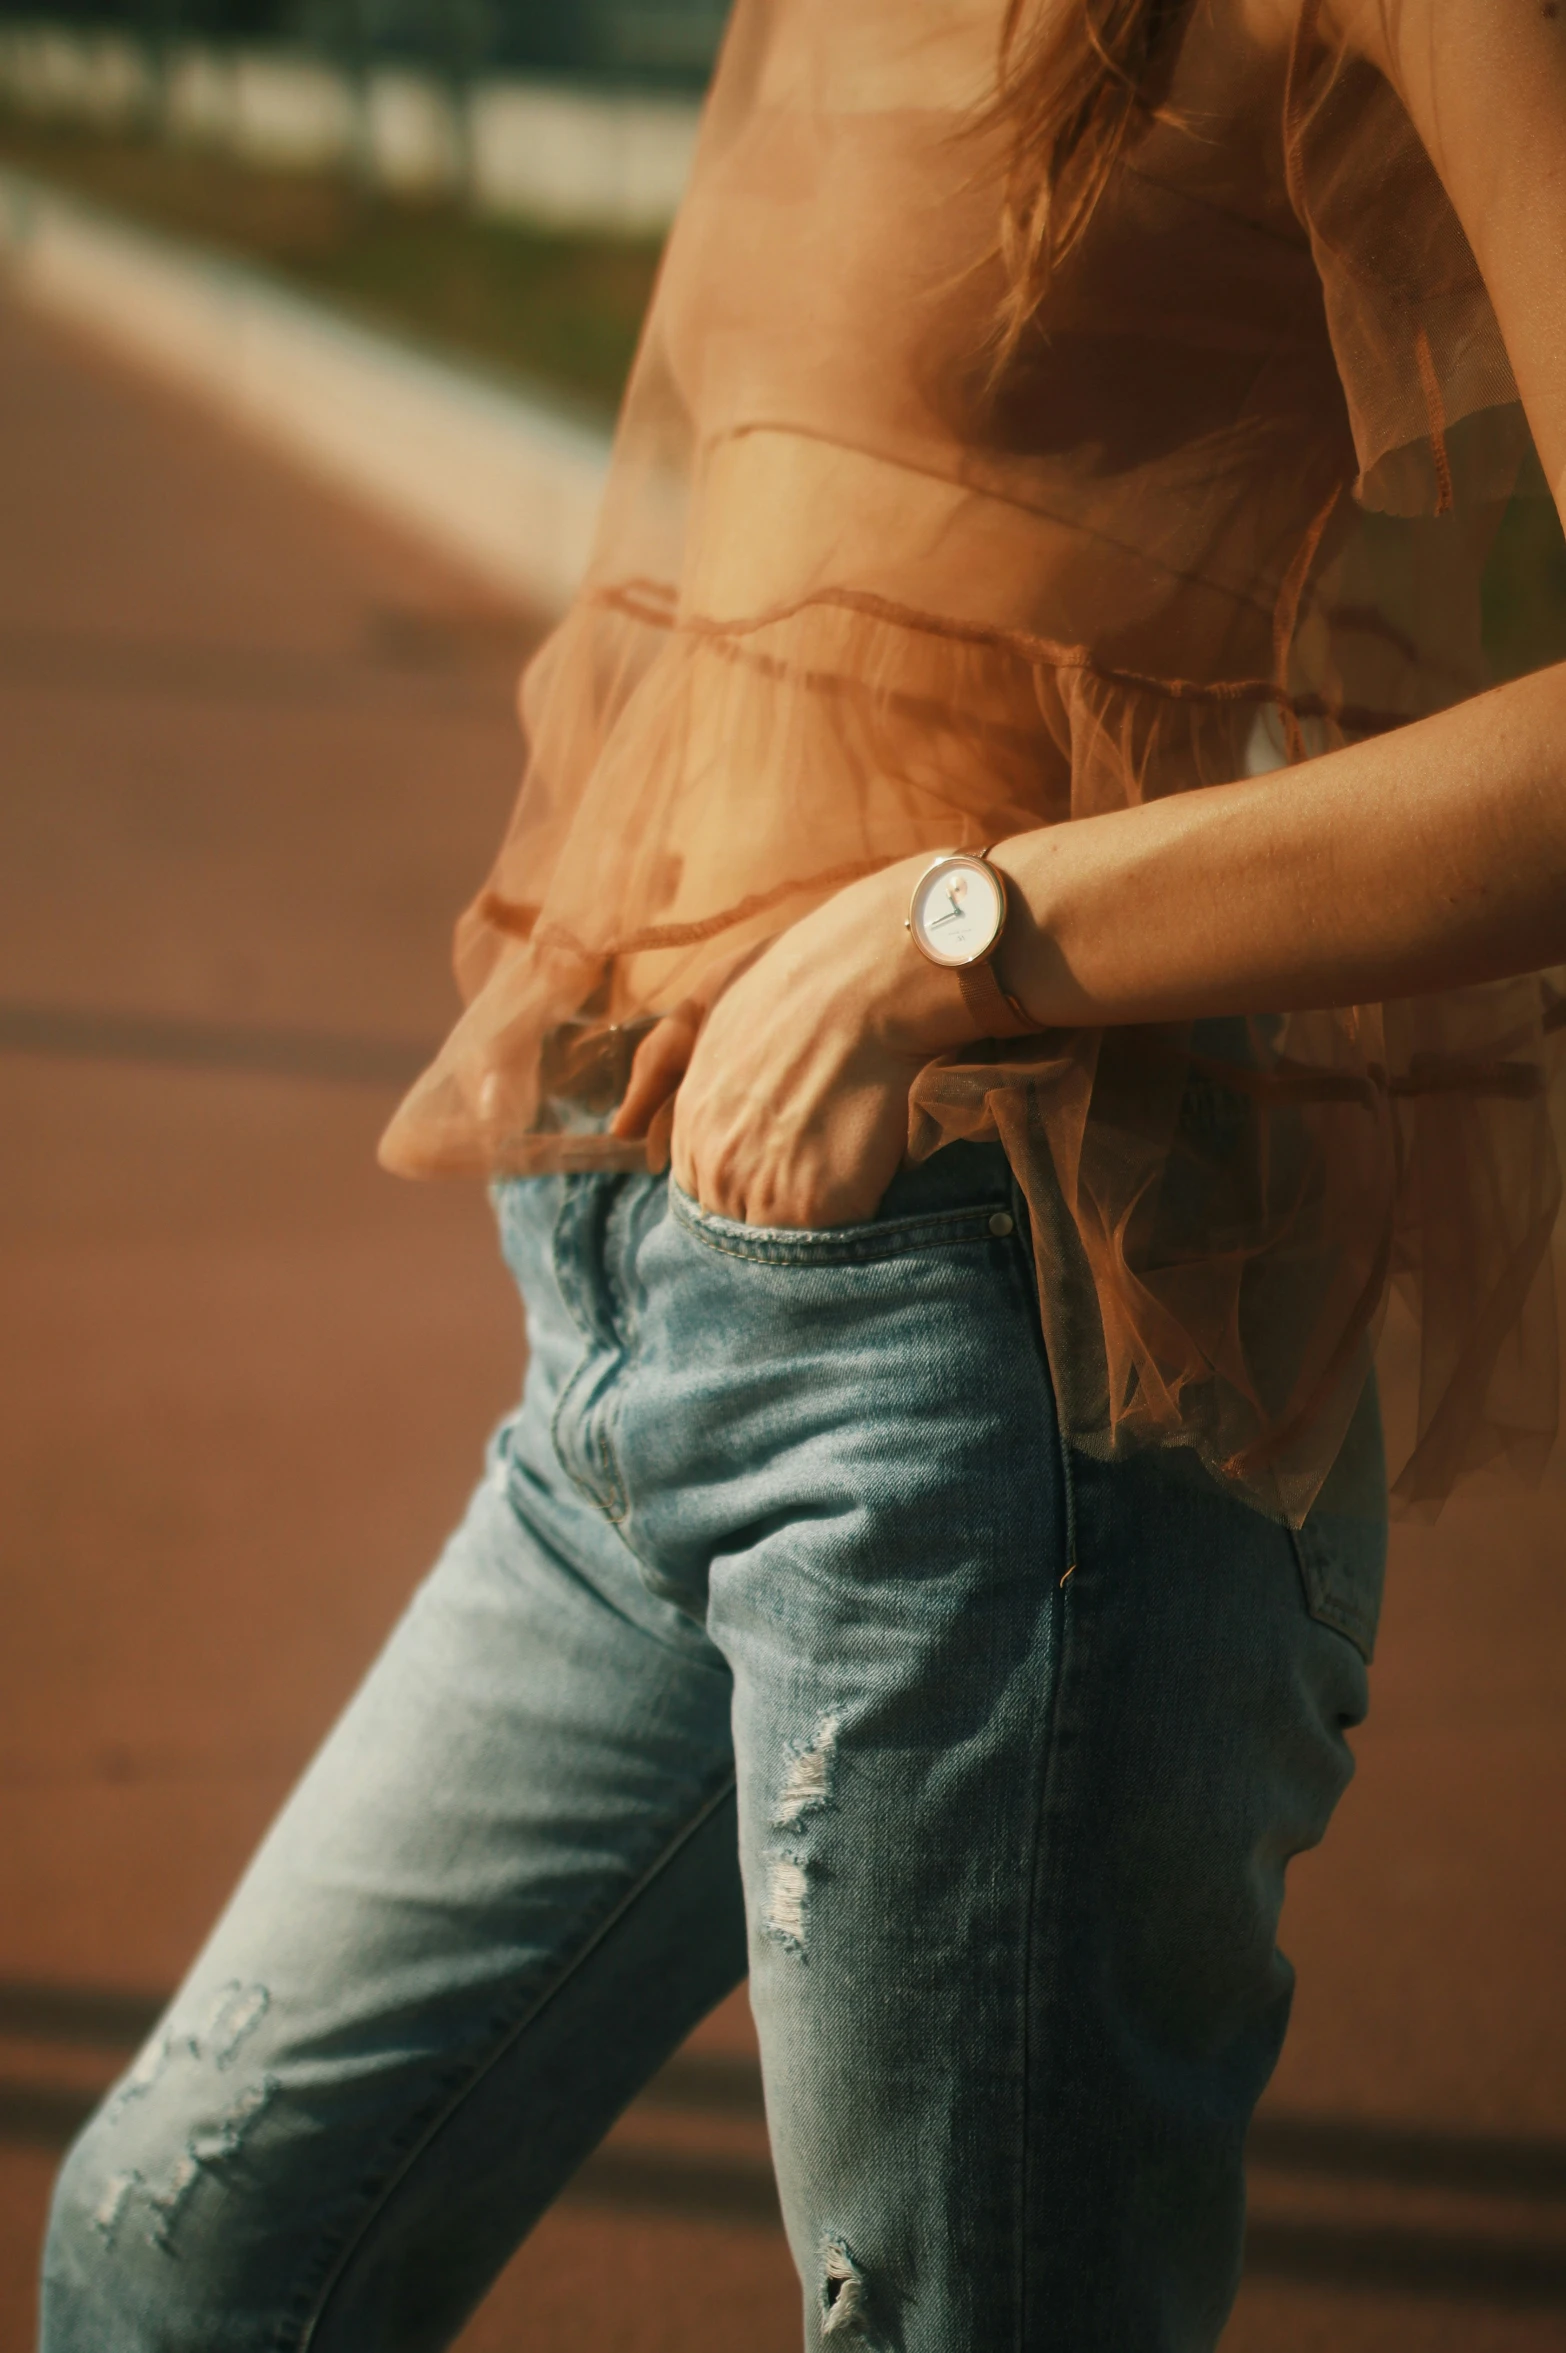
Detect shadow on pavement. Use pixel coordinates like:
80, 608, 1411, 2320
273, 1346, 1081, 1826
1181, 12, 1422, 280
4, 1974, 1565, 2306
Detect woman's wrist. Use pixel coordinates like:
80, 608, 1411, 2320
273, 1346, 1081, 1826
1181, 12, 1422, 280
867, 855, 1013, 1055
987, 831, 1086, 1032
769, 838, 1082, 1067
868, 840, 1080, 1052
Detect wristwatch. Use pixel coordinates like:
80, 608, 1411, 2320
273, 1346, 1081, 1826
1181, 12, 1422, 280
905, 848, 1036, 1037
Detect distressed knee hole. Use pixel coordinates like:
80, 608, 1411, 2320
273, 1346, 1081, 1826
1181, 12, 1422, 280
764, 1716, 839, 1955
91, 2169, 141, 2245
115, 2075, 280, 2254
774, 1714, 838, 1828
203, 1980, 270, 2068
821, 2237, 870, 2337
104, 1979, 270, 2131
86, 1983, 278, 2256
764, 1855, 810, 1950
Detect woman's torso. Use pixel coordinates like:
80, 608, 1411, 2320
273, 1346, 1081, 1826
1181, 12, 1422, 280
382, 0, 1552, 1528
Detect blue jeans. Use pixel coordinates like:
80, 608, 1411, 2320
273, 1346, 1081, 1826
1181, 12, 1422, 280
41, 1144, 1384, 2351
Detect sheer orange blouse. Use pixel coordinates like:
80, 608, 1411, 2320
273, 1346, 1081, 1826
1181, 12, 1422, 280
381, 0, 1562, 1523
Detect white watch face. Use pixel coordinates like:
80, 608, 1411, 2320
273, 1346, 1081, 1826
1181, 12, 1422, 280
909, 856, 1004, 967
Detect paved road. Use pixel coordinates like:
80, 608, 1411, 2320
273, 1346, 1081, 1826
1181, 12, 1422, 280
0, 292, 1562, 2352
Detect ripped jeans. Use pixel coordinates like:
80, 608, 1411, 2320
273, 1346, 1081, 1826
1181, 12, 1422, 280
41, 1143, 1385, 2352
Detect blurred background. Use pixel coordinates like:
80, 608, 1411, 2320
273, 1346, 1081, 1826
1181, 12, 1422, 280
1, 6, 1565, 2348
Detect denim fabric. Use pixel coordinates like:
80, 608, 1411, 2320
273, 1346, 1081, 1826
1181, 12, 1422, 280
42, 1143, 1384, 2353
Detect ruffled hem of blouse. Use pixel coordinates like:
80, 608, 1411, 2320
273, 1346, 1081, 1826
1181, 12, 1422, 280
380, 584, 1566, 1525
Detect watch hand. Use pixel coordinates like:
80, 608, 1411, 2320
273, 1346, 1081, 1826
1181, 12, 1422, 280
928, 908, 964, 926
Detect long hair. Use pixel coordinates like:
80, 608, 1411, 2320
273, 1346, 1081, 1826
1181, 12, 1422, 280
988, 0, 1192, 368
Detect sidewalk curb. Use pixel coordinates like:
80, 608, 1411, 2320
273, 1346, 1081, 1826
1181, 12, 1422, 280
0, 164, 611, 614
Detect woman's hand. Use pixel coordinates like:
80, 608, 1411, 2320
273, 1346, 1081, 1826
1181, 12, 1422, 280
609, 855, 982, 1227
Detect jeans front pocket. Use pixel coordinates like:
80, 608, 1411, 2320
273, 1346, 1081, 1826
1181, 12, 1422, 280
615, 1161, 1056, 1622
667, 1181, 1021, 1269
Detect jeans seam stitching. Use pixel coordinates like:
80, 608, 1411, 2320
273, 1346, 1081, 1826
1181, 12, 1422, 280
1015, 1569, 1074, 2351
594, 1389, 629, 1522
1286, 1525, 1378, 1663
288, 1771, 740, 2350
550, 1350, 629, 1521
669, 1181, 1005, 1234
1014, 1250, 1075, 2350
673, 1218, 1007, 1267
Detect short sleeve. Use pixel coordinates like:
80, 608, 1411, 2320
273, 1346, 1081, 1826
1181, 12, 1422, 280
1285, 0, 1526, 517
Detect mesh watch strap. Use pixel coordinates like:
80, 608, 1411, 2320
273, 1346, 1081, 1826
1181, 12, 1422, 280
960, 845, 1036, 1037
957, 956, 1036, 1038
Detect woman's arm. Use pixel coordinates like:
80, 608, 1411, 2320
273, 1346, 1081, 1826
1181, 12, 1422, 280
1002, 0, 1566, 1024
621, 643, 1566, 1224
616, 651, 1566, 1222
992, 661, 1566, 1027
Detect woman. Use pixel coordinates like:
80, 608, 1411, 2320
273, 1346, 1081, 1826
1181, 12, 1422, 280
41, 1, 1566, 2346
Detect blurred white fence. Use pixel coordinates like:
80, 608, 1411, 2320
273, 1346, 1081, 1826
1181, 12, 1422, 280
0, 22, 700, 232
0, 165, 613, 612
